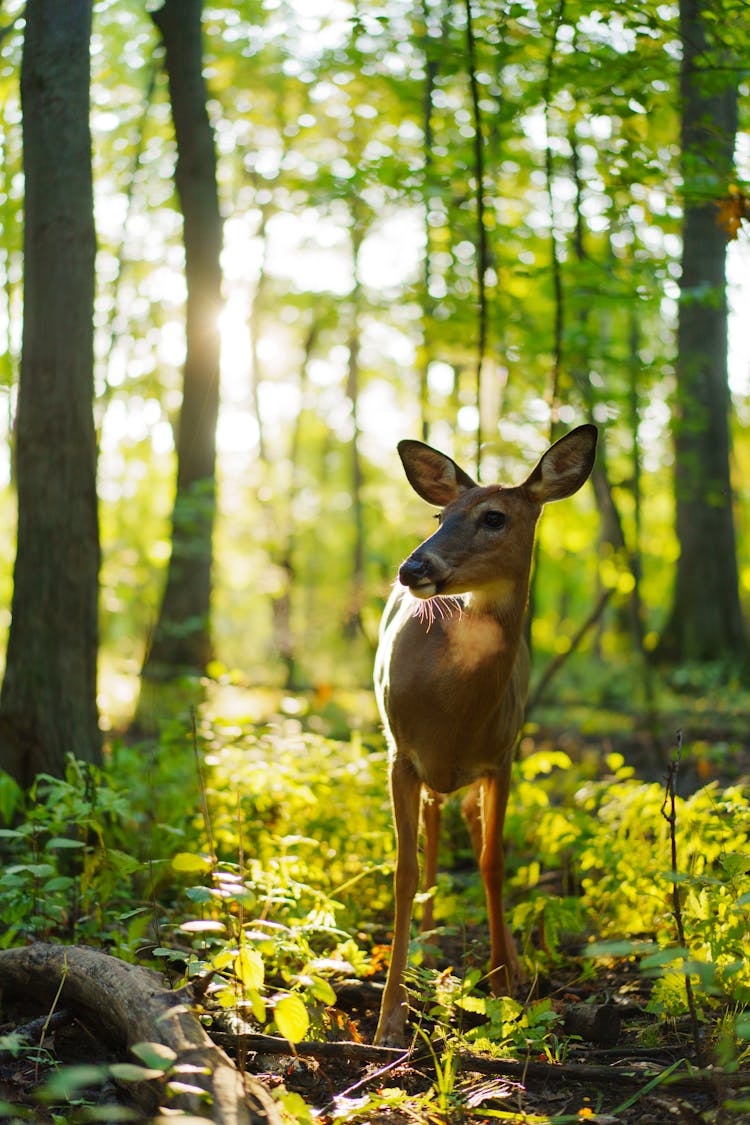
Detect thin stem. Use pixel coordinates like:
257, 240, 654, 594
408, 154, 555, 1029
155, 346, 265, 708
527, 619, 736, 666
464, 0, 488, 479
660, 731, 704, 1066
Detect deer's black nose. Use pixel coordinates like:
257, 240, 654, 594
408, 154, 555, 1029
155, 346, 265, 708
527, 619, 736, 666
399, 554, 432, 588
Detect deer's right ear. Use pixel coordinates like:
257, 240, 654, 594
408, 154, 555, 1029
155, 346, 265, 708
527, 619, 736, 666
397, 440, 477, 506
523, 424, 598, 504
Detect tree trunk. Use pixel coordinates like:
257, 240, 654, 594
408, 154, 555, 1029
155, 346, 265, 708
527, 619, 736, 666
141, 0, 223, 681
656, 0, 745, 662
271, 321, 318, 689
344, 224, 366, 639
0, 0, 100, 787
418, 0, 437, 444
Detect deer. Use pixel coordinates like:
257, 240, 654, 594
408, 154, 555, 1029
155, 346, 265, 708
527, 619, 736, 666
373, 423, 598, 1046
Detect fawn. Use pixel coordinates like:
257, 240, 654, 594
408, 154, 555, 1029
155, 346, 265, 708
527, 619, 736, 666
373, 424, 597, 1045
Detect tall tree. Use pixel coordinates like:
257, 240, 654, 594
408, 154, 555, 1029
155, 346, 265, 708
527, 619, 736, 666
140, 0, 223, 681
656, 0, 746, 662
0, 0, 100, 786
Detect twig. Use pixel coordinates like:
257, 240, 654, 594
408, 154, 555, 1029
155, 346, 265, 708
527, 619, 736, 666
214, 1030, 406, 1065
525, 586, 613, 716
317, 1044, 412, 1115
34, 950, 68, 1083
661, 730, 704, 1066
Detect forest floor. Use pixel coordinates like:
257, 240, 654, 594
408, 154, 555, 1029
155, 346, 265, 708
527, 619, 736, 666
0, 933, 740, 1124
1, 675, 749, 1124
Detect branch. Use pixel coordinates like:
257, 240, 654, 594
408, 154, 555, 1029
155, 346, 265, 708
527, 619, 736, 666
217, 1031, 745, 1095
525, 586, 613, 716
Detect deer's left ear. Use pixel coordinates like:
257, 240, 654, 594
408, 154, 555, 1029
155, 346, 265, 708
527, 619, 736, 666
397, 439, 477, 506
524, 424, 598, 504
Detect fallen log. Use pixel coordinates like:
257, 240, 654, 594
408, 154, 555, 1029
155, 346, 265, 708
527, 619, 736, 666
0, 942, 281, 1124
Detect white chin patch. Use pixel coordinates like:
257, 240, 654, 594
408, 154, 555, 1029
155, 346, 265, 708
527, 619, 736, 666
411, 583, 437, 599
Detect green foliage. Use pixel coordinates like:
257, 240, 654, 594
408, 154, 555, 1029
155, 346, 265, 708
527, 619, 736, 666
578, 770, 750, 1006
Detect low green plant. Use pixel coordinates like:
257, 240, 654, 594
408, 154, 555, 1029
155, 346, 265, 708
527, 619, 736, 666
159, 856, 362, 1043
0, 757, 143, 948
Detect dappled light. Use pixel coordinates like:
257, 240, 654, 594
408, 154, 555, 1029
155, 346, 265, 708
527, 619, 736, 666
0, 0, 749, 1121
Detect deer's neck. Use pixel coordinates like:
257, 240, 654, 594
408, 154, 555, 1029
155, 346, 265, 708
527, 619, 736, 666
436, 578, 529, 681
461, 572, 529, 634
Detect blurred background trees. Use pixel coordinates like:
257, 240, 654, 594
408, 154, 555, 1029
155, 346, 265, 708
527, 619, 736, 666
139, 0, 223, 687
0, 0, 748, 779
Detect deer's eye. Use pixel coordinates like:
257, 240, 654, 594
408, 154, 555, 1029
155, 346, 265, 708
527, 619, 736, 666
482, 510, 506, 529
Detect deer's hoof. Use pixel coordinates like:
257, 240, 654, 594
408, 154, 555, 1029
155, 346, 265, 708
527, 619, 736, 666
374, 1008, 407, 1048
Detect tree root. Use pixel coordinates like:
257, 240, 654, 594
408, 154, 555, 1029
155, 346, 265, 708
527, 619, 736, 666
0, 942, 281, 1124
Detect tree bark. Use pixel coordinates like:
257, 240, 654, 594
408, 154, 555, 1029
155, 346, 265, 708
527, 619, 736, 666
141, 0, 223, 681
0, 0, 100, 787
656, 0, 745, 662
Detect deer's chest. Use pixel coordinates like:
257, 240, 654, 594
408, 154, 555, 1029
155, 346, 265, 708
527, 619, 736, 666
378, 605, 528, 793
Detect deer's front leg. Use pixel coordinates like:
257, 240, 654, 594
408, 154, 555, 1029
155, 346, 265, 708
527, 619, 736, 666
420, 788, 443, 936
375, 756, 422, 1046
480, 766, 522, 995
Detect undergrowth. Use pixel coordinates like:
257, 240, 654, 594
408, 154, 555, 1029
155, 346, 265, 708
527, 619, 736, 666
1, 688, 749, 1121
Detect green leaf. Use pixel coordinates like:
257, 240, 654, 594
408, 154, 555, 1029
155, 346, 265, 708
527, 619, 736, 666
6, 863, 56, 878
109, 1063, 164, 1082
235, 947, 264, 990
274, 994, 309, 1043
212, 950, 234, 971
172, 852, 212, 874
185, 886, 213, 904
456, 995, 487, 1014
180, 920, 226, 934
246, 987, 267, 1024
309, 976, 337, 1005
584, 940, 659, 960
274, 1090, 317, 1125
721, 853, 750, 878
43, 876, 76, 892
639, 947, 690, 970
130, 1041, 178, 1070
165, 1079, 210, 1100
39, 1064, 109, 1099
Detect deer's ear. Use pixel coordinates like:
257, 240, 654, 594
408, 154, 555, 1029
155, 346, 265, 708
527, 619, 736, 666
397, 440, 477, 506
524, 424, 598, 504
